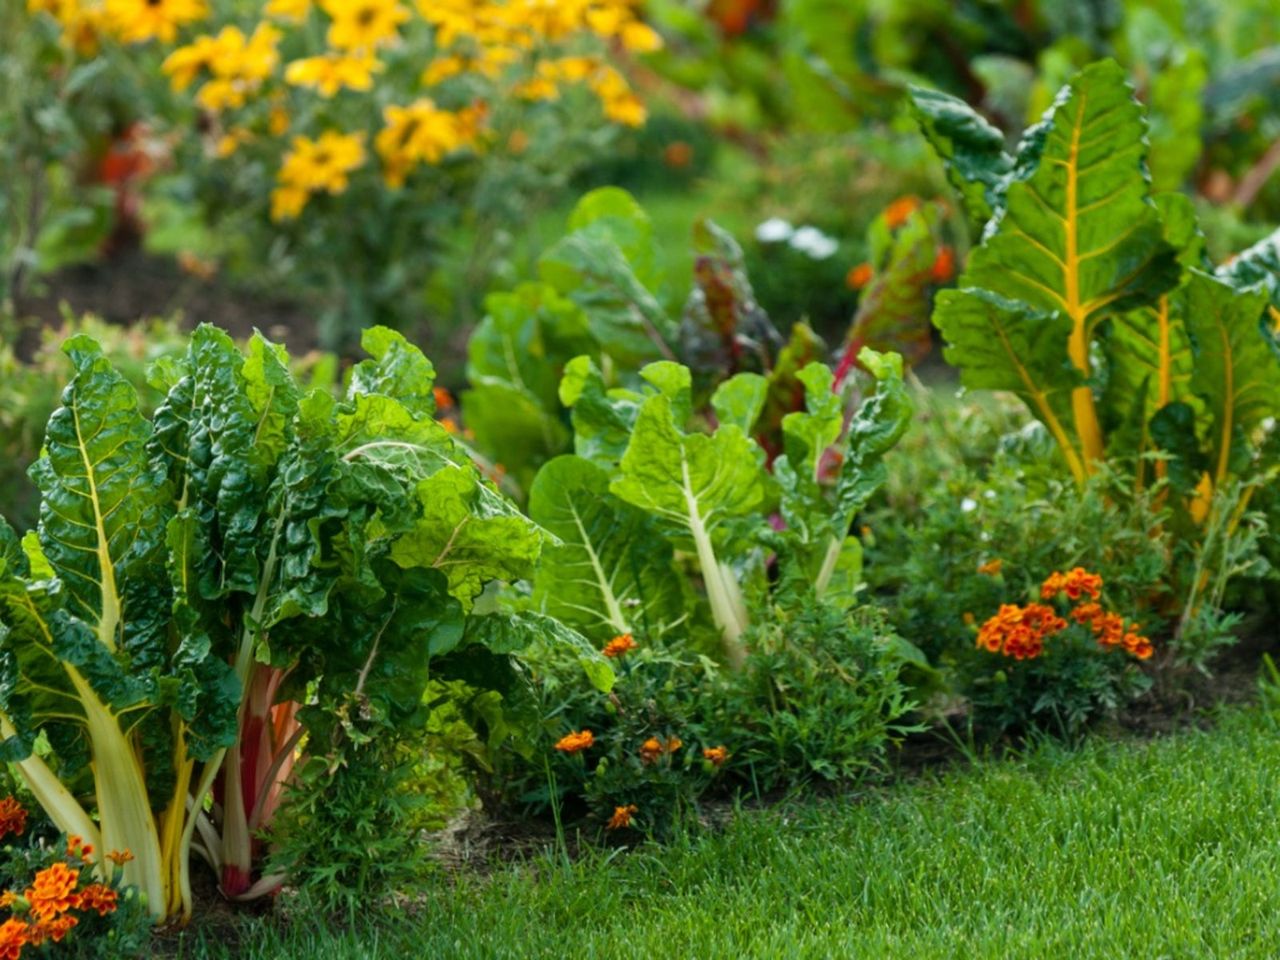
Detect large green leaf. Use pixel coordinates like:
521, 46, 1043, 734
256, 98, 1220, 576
347, 326, 437, 418
1217, 227, 1280, 310
610, 392, 768, 546
28, 336, 169, 649
1182, 271, 1280, 484
528, 456, 686, 643
935, 60, 1180, 477
540, 189, 676, 368
909, 85, 1013, 224
935, 288, 1085, 477
389, 466, 544, 607
559, 355, 645, 469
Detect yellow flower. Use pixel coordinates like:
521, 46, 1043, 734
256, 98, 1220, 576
375, 99, 470, 186
278, 130, 366, 194
270, 184, 309, 221
603, 93, 646, 127
215, 127, 252, 157
104, 0, 208, 43
265, 0, 311, 21
162, 33, 223, 90
421, 55, 468, 86
514, 75, 559, 101
285, 52, 382, 97
268, 102, 290, 136
620, 20, 662, 53
320, 0, 409, 51
167, 24, 279, 108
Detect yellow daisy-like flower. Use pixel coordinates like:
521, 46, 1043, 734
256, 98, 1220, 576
104, 0, 208, 44
285, 51, 382, 97
265, 0, 311, 21
320, 0, 409, 51
270, 184, 309, 221
375, 98, 470, 186
279, 130, 366, 194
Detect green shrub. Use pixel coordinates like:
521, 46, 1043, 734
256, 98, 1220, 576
698, 602, 919, 792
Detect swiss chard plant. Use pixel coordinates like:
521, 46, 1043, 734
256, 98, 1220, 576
462, 186, 810, 495
0, 325, 608, 924
911, 60, 1280, 523
528, 346, 912, 668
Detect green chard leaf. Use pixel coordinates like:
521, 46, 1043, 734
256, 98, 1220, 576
540, 188, 677, 368
528, 456, 687, 643
909, 85, 1014, 225
932, 59, 1181, 482
347, 325, 437, 418
1181, 271, 1280, 484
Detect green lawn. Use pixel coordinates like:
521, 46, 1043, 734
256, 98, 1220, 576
178, 704, 1280, 959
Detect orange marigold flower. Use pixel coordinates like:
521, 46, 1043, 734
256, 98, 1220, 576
554, 730, 594, 754
666, 737, 683, 753
846, 262, 873, 290
602, 633, 637, 658
28, 913, 76, 946
1093, 612, 1126, 647
0, 917, 28, 960
930, 244, 955, 283
78, 884, 118, 917
0, 892, 15, 909
1040, 571, 1066, 599
884, 195, 920, 229
433, 386, 454, 411
702, 745, 728, 767
1130, 638, 1154, 660
0, 798, 26, 840
606, 804, 638, 830
639, 737, 664, 764
1072, 602, 1103, 626
106, 849, 134, 866
663, 141, 693, 168
26, 862, 78, 921
977, 558, 1003, 576
1063, 567, 1103, 600
977, 602, 1066, 659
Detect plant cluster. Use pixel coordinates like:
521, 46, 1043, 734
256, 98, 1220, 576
0, 803, 150, 959
21, 0, 664, 345
0, 324, 609, 924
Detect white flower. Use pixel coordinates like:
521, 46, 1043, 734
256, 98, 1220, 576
961, 497, 978, 513
789, 225, 839, 260
755, 217, 794, 243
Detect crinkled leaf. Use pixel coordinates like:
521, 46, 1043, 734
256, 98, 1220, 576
909, 84, 1013, 224
347, 326, 436, 418
389, 466, 544, 607
845, 206, 939, 367
678, 218, 781, 391
457, 610, 613, 693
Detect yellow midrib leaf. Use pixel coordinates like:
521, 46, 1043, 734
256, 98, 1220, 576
72, 400, 121, 653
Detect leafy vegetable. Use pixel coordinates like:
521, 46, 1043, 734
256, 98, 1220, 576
0, 324, 604, 923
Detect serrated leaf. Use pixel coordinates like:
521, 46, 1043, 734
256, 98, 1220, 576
940, 60, 1180, 477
